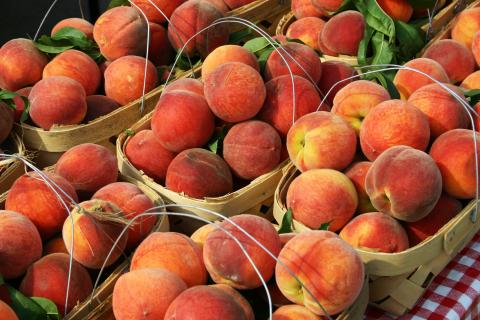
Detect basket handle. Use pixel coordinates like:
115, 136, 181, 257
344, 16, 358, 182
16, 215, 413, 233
443, 201, 479, 257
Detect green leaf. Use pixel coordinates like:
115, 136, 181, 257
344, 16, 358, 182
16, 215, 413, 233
207, 126, 229, 155
406, 0, 436, 9
31, 297, 61, 320
394, 21, 425, 63
6, 286, 47, 320
229, 28, 252, 44
108, 0, 130, 9
371, 32, 394, 66
258, 47, 275, 74
355, 0, 395, 40
0, 89, 24, 112
464, 89, 480, 106
373, 72, 400, 99
19, 96, 30, 124
278, 208, 293, 234
243, 37, 272, 54
319, 222, 330, 231
357, 25, 374, 66
337, 0, 355, 12
125, 128, 135, 137
51, 27, 91, 49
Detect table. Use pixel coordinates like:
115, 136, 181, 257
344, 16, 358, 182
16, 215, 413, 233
366, 232, 480, 320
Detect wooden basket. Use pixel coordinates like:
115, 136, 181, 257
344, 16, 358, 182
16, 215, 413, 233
273, 163, 480, 316
0, 133, 27, 194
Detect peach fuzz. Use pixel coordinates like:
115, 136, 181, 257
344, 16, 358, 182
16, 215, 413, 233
162, 78, 204, 97
339, 212, 409, 253
43, 237, 68, 255
223, 120, 282, 180
264, 42, 322, 83
452, 7, 480, 48
12, 86, 32, 122
125, 129, 176, 183
287, 111, 357, 172
0, 210, 42, 279
359, 99, 430, 161
461, 70, 480, 89
318, 61, 357, 106
276, 231, 364, 315
291, 0, 325, 18
168, 0, 229, 58
331, 80, 391, 133
272, 305, 322, 320
472, 31, 480, 67
29, 76, 87, 130
211, 284, 255, 320
429, 129, 480, 199
84, 95, 120, 122
93, 6, 148, 61
0, 103, 13, 144
6, 172, 78, 239
201, 45, 259, 79
286, 17, 326, 52
93, 182, 156, 249
0, 300, 18, 320
204, 62, 266, 123
54, 143, 118, 195
151, 91, 214, 152
286, 169, 358, 231
131, 232, 207, 287
204, 214, 281, 289
407, 83, 469, 138
312, 0, 343, 12
104, 55, 158, 105
190, 222, 218, 248
366, 146, 443, 222
393, 58, 449, 99
164, 286, 247, 320
112, 268, 187, 320
130, 0, 185, 23
63, 199, 128, 269
19, 253, 92, 314
148, 22, 173, 66
43, 49, 101, 95
404, 194, 463, 246
51, 18, 94, 39
377, 0, 413, 22
320, 11, 365, 56
345, 161, 376, 214
422, 39, 475, 83
258, 75, 323, 137
0, 38, 48, 91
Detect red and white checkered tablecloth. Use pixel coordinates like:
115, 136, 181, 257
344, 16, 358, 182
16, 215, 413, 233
366, 232, 480, 320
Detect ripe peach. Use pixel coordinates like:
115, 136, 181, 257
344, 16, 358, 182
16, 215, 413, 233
0, 210, 42, 279
148, 22, 173, 66
430, 129, 480, 199
211, 284, 255, 320
0, 103, 14, 144
461, 70, 480, 89
19, 253, 92, 314
62, 199, 128, 269
377, 0, 413, 22
318, 61, 357, 106
0, 300, 17, 320
84, 95, 120, 122
203, 0, 229, 13
359, 100, 430, 161
276, 231, 364, 315
131, 232, 207, 287
472, 31, 480, 67
43, 237, 68, 255
12, 86, 32, 122
345, 161, 375, 214
29, 76, 87, 130
272, 305, 322, 320
0, 38, 48, 91
112, 268, 187, 320
366, 146, 443, 222
286, 17, 326, 52
393, 58, 450, 99
51, 17, 94, 39
54, 143, 118, 195
451, 7, 480, 48
320, 11, 365, 56
190, 223, 218, 248
201, 45, 259, 78
131, 0, 186, 24
291, 0, 325, 18
162, 78, 204, 97
287, 111, 357, 172
6, 172, 78, 239
204, 214, 282, 289
311, 0, 343, 12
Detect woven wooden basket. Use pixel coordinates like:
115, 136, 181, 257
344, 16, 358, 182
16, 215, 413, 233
0, 133, 27, 194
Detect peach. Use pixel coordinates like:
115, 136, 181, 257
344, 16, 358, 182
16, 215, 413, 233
43, 237, 68, 255
93, 182, 156, 249
359, 100, 430, 161
430, 129, 480, 199
320, 11, 365, 56
125, 129, 176, 183
190, 222, 218, 248
6, 172, 78, 239
318, 61, 358, 106
345, 161, 375, 214
211, 284, 254, 320
258, 75, 323, 137
0, 103, 13, 144
62, 199, 128, 269
223, 120, 282, 180
51, 17, 94, 39
43, 49, 101, 95
104, 55, 158, 105
93, 6, 148, 61
287, 111, 357, 172
0, 38, 48, 91
472, 32, 480, 67
203, 0, 229, 13
84, 95, 120, 122
131, 232, 207, 287
19, 253, 92, 314
340, 212, 409, 253
451, 7, 480, 48
12, 86, 32, 122
475, 103, 480, 132
264, 42, 322, 83
407, 83, 469, 138
201, 45, 259, 78
168, 0, 229, 58
204, 214, 282, 289
276, 231, 364, 315
461, 70, 480, 89
0, 300, 17, 320
377, 0, 413, 22
404, 194, 463, 246
0, 210, 42, 279
366, 146, 443, 222
29, 76, 87, 130
54, 143, 118, 195
112, 268, 187, 320
286, 169, 358, 231
131, 0, 186, 23
148, 22, 173, 66
162, 77, 204, 96
291, 0, 325, 18
151, 91, 214, 152
331, 80, 391, 133
223, 0, 256, 9
311, 0, 343, 12
272, 305, 322, 320
393, 58, 450, 99
165, 148, 233, 198
286, 17, 326, 52
422, 39, 475, 83
164, 286, 247, 320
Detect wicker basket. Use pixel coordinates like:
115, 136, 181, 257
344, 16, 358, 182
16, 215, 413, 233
0, 133, 28, 194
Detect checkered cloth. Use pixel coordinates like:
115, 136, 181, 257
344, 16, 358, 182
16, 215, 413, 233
366, 232, 480, 320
